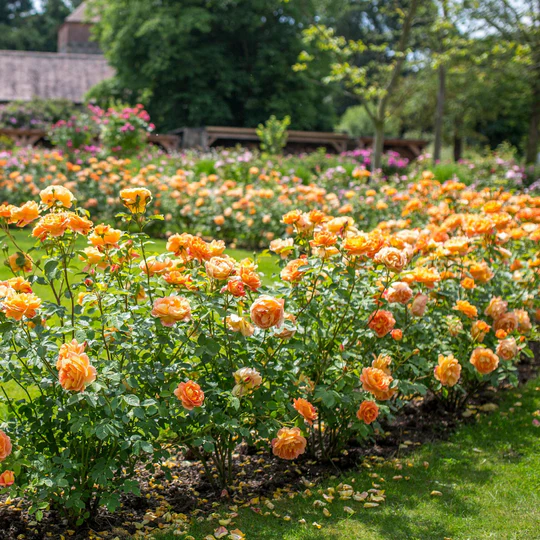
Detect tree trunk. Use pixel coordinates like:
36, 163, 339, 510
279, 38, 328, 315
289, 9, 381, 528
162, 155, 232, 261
433, 64, 446, 163
453, 123, 463, 162
525, 75, 540, 164
372, 120, 385, 172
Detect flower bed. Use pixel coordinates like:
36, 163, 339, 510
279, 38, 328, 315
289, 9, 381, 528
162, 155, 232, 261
0, 168, 537, 538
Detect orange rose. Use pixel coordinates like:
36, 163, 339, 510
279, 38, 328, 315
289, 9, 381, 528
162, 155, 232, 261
5, 277, 32, 293
293, 398, 318, 426
493, 312, 518, 333
222, 277, 246, 297
453, 300, 478, 319
343, 231, 385, 258
151, 296, 192, 327
368, 310, 396, 338
139, 256, 173, 276
269, 238, 295, 259
57, 339, 86, 370
66, 213, 93, 236
356, 401, 379, 424
372, 354, 392, 374
273, 312, 297, 339
360, 367, 396, 400
89, 224, 122, 247
174, 380, 205, 410
310, 230, 337, 248
119, 187, 152, 213
468, 261, 493, 283
484, 297, 508, 319
411, 267, 441, 288
434, 354, 461, 387
10, 201, 40, 227
58, 352, 97, 392
471, 320, 490, 342
470, 347, 499, 375
514, 309, 532, 333
167, 233, 194, 259
239, 266, 261, 291
79, 247, 107, 270
32, 213, 69, 240
496, 337, 518, 361
410, 293, 428, 317
205, 255, 236, 280
374, 247, 408, 272
281, 258, 307, 283
0, 431, 12, 461
0, 470, 14, 487
3, 292, 41, 320
232, 367, 262, 396
271, 427, 307, 460
7, 252, 33, 273
385, 282, 413, 304
40, 185, 74, 208
226, 314, 254, 337
250, 295, 285, 329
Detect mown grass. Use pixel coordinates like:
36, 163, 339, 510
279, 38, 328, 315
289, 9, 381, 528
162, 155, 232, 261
156, 375, 540, 540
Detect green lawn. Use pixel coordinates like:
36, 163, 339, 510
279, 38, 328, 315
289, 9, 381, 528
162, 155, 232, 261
157, 376, 540, 540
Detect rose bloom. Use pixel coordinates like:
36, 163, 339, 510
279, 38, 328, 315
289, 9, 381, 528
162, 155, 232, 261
140, 256, 173, 276
410, 293, 428, 317
443, 236, 469, 256
32, 213, 69, 240
222, 277, 246, 297
66, 213, 93, 236
411, 267, 441, 288
250, 295, 285, 329
57, 339, 86, 369
269, 237, 295, 259
310, 230, 337, 248
496, 337, 518, 361
293, 398, 318, 426
3, 292, 41, 320
7, 252, 33, 273
239, 266, 261, 291
360, 367, 396, 401
58, 352, 97, 392
470, 347, 499, 375
164, 271, 196, 290
205, 255, 236, 280
385, 282, 413, 304
167, 232, 194, 258
89, 224, 123, 247
468, 261, 493, 283
271, 427, 307, 460
374, 246, 408, 272
434, 354, 461, 387
119, 187, 152, 213
514, 309, 532, 334
391, 328, 403, 340
0, 431, 12, 461
174, 380, 205, 410
368, 310, 396, 338
0, 470, 14, 487
372, 354, 392, 375
493, 311, 518, 333
5, 277, 32, 293
356, 401, 379, 424
471, 320, 491, 342
10, 201, 40, 227
453, 300, 478, 319
281, 258, 307, 283
151, 296, 192, 327
226, 314, 254, 337
40, 185, 74, 208
274, 312, 297, 339
232, 367, 263, 396
343, 231, 385, 258
79, 247, 107, 270
484, 297, 508, 319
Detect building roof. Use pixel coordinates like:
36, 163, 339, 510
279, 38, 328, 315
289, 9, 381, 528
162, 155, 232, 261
0, 50, 114, 103
66, 1, 100, 24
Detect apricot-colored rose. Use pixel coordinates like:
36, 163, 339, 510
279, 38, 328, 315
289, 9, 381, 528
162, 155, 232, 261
89, 224, 122, 247
222, 277, 246, 297
0, 431, 12, 461
3, 292, 41, 320
0, 470, 14, 487
269, 237, 295, 259
164, 271, 196, 289
368, 310, 396, 338
205, 255, 236, 280
293, 398, 318, 425
281, 258, 307, 283
119, 187, 152, 213
484, 297, 508, 319
410, 293, 428, 317
188, 237, 212, 261
7, 252, 33, 273
443, 236, 469, 255
374, 246, 408, 272
271, 427, 307, 460
356, 401, 379, 424
471, 320, 491, 342
5, 277, 32, 293
470, 347, 499, 374
239, 266, 261, 291
57, 339, 86, 370
391, 328, 403, 340
58, 352, 96, 392
468, 261, 493, 283
140, 256, 173, 276
10, 201, 40, 227
79, 247, 107, 270
493, 312, 518, 333
66, 214, 93, 236
310, 230, 337, 248
32, 213, 69, 240
434, 354, 461, 387
343, 231, 385, 257
274, 312, 297, 339
174, 380, 204, 410
151, 296, 192, 327
385, 282, 413, 304
40, 185, 74, 208
166, 233, 194, 258
226, 314, 254, 337
453, 300, 478, 319
411, 267, 441, 287
514, 309, 532, 334
360, 367, 396, 400
496, 337, 518, 361
372, 354, 392, 375
232, 367, 263, 396
250, 295, 284, 329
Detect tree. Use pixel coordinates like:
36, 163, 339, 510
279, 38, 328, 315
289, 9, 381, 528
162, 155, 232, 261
90, 0, 336, 132
465, 0, 540, 163
294, 0, 426, 170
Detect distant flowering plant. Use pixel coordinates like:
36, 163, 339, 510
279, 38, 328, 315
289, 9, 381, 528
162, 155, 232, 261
48, 114, 98, 154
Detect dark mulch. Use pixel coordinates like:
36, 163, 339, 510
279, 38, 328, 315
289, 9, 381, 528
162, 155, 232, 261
1, 346, 538, 540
